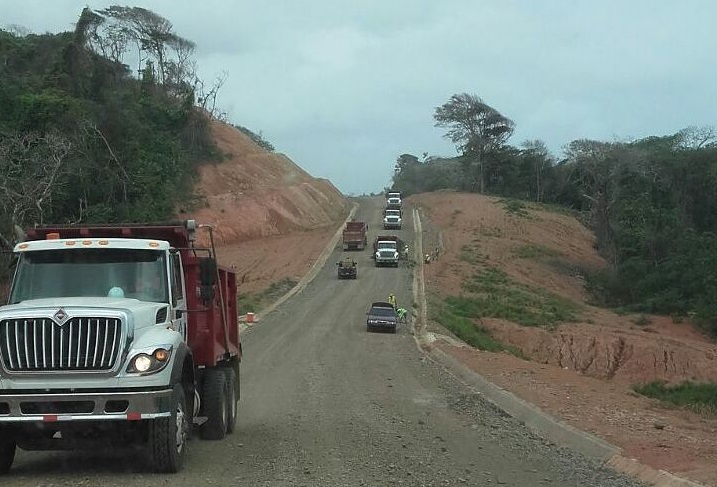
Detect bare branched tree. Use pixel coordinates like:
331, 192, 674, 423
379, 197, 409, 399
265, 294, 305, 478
0, 132, 72, 234
96, 6, 196, 88
521, 139, 552, 202
676, 125, 717, 150
196, 71, 228, 119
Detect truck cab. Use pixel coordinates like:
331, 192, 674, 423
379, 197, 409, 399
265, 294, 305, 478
383, 208, 403, 229
0, 221, 241, 474
386, 192, 402, 210
374, 236, 400, 267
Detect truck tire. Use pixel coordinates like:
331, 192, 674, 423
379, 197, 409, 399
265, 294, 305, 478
200, 368, 229, 440
223, 367, 239, 434
0, 430, 16, 474
148, 383, 188, 473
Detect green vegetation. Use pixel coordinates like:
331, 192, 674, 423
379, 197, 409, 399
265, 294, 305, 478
431, 298, 524, 357
455, 267, 579, 328
499, 198, 530, 217
392, 91, 717, 335
512, 243, 562, 259
0, 8, 220, 237
237, 278, 298, 314
0, 8, 273, 287
633, 381, 717, 417
459, 244, 486, 265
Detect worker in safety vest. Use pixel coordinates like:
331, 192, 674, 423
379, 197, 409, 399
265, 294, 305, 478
388, 293, 397, 309
396, 307, 407, 323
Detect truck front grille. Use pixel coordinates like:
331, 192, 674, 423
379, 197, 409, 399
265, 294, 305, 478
0, 317, 122, 372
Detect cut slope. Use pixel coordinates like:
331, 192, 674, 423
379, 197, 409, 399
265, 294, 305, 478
182, 121, 349, 293
412, 191, 717, 385
412, 190, 717, 485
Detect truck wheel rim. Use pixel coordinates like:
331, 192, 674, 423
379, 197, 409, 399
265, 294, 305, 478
176, 404, 186, 454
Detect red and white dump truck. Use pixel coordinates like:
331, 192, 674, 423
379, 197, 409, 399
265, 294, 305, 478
342, 221, 368, 250
0, 220, 241, 473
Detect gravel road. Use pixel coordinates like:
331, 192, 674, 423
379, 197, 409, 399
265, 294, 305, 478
3, 197, 644, 486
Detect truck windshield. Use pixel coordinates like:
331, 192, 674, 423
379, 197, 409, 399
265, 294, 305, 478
378, 242, 397, 250
9, 248, 168, 304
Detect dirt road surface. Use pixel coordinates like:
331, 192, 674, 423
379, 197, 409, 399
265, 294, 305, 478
3, 197, 643, 486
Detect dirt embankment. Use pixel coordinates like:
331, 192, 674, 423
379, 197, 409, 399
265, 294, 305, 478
182, 121, 349, 293
411, 191, 717, 484
412, 191, 717, 386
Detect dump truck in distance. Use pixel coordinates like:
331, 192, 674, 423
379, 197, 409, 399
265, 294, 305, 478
0, 220, 241, 474
342, 221, 368, 250
383, 208, 402, 229
386, 192, 402, 210
373, 235, 400, 267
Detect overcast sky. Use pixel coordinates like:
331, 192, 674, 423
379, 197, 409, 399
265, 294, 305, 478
4, 1, 717, 194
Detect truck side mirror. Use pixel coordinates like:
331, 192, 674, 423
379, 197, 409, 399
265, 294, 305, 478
199, 257, 217, 286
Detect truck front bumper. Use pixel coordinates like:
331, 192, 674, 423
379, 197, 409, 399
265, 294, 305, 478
0, 389, 173, 422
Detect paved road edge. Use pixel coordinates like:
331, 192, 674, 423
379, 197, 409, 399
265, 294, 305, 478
410, 206, 706, 487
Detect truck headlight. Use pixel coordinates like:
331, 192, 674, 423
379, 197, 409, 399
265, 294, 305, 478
133, 354, 153, 372
127, 347, 172, 375
393, 252, 399, 258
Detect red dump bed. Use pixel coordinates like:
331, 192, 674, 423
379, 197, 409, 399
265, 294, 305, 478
23, 222, 241, 368
343, 221, 368, 249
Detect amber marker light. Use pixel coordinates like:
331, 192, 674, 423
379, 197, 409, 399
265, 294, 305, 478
154, 349, 169, 362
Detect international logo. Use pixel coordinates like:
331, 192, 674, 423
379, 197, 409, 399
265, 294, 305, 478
53, 308, 69, 326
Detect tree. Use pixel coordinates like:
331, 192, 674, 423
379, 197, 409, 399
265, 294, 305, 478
0, 131, 72, 229
434, 93, 514, 193
520, 140, 553, 202
92, 6, 196, 90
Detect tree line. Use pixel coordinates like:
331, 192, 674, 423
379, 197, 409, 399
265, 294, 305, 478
392, 93, 717, 334
0, 6, 233, 286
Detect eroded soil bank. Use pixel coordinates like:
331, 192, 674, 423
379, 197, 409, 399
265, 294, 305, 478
411, 191, 717, 485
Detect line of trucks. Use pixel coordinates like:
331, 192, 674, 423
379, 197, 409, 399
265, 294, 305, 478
0, 220, 241, 474
340, 192, 403, 268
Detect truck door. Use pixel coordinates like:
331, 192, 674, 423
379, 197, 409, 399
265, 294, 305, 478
169, 251, 188, 341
